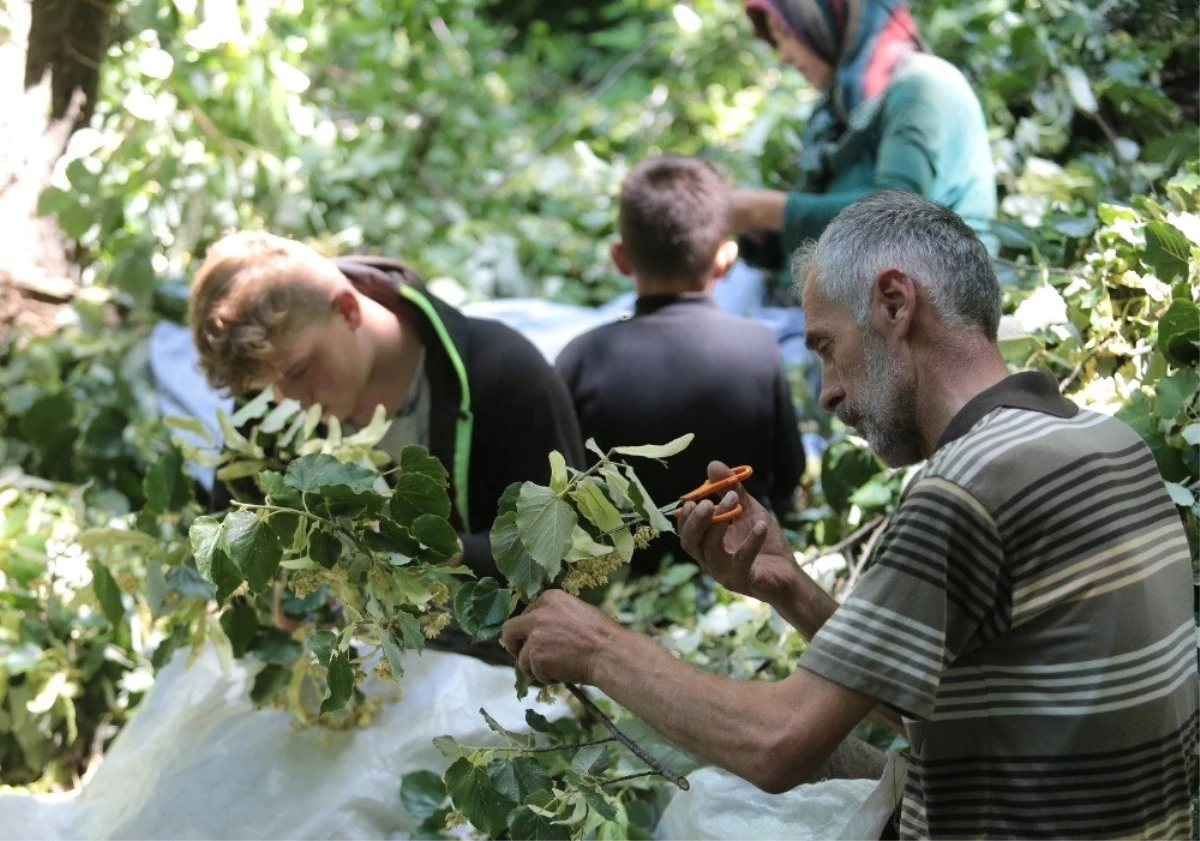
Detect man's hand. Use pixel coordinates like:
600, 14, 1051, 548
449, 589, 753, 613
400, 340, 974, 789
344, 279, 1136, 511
678, 461, 799, 604
500, 590, 623, 686
730, 189, 787, 234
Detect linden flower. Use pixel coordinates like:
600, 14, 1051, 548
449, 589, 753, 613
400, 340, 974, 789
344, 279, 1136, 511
562, 552, 624, 595
420, 611, 452, 639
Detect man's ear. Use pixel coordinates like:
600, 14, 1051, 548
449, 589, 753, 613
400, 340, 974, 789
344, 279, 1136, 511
332, 288, 362, 329
610, 242, 634, 277
712, 240, 740, 279
871, 268, 916, 337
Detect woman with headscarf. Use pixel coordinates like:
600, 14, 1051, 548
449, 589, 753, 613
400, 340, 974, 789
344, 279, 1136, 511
717, 0, 997, 309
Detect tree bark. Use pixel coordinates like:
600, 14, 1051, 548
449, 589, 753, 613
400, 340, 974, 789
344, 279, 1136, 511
24, 0, 115, 130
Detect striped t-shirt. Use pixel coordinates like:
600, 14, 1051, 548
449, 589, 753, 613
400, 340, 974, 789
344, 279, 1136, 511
801, 372, 1199, 839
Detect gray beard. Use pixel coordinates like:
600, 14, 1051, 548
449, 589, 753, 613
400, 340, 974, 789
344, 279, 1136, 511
836, 330, 923, 467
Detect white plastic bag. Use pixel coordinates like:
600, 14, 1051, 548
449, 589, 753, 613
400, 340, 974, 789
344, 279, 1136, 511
655, 752, 906, 841
0, 644, 562, 840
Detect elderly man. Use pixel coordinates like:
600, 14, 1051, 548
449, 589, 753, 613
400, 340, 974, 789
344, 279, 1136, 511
501, 191, 1198, 839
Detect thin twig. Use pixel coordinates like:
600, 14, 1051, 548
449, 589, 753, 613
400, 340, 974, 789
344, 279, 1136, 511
801, 516, 884, 565
992, 256, 1075, 277
451, 736, 615, 755
600, 770, 659, 787
842, 517, 890, 595
565, 683, 690, 791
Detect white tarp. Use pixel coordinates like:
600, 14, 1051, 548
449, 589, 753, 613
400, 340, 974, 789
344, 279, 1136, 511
0, 645, 900, 840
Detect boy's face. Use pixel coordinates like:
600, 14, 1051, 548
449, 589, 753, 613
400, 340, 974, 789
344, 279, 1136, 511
256, 307, 371, 422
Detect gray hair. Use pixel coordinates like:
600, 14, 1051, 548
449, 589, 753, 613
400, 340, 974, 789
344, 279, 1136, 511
791, 191, 1001, 339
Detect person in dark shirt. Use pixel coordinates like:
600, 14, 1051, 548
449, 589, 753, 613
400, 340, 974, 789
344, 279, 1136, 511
556, 155, 804, 575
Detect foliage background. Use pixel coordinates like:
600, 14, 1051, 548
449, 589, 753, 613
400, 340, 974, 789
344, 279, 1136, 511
0, 0, 1196, 832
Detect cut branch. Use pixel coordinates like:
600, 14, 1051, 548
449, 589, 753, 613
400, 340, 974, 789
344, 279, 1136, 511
565, 682, 690, 791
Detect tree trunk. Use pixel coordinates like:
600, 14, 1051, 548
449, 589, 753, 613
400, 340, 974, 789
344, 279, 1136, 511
0, 0, 113, 339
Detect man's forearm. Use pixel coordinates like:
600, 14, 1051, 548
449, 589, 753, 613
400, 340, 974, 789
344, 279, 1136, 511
760, 566, 839, 642
589, 625, 825, 791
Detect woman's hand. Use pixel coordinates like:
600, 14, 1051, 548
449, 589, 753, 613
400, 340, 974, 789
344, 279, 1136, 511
677, 461, 799, 604
730, 189, 788, 234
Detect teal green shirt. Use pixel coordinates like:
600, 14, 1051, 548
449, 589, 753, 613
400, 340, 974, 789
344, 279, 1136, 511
783, 54, 997, 258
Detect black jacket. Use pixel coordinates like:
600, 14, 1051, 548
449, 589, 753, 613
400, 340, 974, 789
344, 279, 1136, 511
335, 256, 586, 576
556, 293, 804, 575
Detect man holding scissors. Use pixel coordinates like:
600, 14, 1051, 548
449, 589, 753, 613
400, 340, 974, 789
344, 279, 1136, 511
501, 192, 1197, 838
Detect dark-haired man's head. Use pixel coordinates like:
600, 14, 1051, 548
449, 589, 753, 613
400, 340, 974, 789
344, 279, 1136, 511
613, 155, 737, 294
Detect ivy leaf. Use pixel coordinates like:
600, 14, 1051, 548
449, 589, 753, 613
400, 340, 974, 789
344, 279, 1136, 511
400, 444, 449, 486
611, 433, 693, 460
486, 755, 551, 801
491, 511, 549, 597
88, 559, 124, 626
548, 450, 568, 494
1143, 221, 1192, 282
284, 453, 378, 494
454, 578, 514, 641
143, 448, 191, 513
570, 480, 633, 562
444, 758, 516, 838
390, 472, 452, 526
400, 770, 448, 820
307, 629, 337, 668
222, 510, 283, 593
320, 650, 354, 715
516, 485, 576, 568
164, 564, 217, 601
1156, 299, 1200, 367
411, 514, 460, 561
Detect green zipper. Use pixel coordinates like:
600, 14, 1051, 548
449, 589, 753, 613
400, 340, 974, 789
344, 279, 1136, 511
396, 284, 474, 531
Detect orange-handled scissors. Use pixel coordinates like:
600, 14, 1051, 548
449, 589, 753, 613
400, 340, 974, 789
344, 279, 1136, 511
671, 465, 754, 523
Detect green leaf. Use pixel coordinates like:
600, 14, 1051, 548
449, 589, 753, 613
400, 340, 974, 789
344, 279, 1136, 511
821, 443, 882, 512
400, 770, 448, 820
612, 433, 693, 460
516, 485, 577, 568
320, 650, 354, 715
492, 511, 548, 596
849, 480, 892, 510
399, 445, 449, 486
308, 530, 341, 568
230, 387, 276, 427
222, 510, 283, 593
165, 564, 217, 601
497, 481, 523, 517
144, 448, 191, 513
566, 525, 613, 562
1164, 482, 1195, 508
88, 559, 124, 626
480, 707, 534, 747
585, 438, 606, 460
623, 467, 675, 534
444, 758, 516, 838
250, 629, 303, 664
1156, 368, 1200, 421
164, 415, 215, 444
250, 664, 288, 705
548, 450, 568, 494
1182, 424, 1200, 447
507, 806, 570, 840
284, 453, 378, 494
1156, 299, 1200, 367
1143, 221, 1192, 282
570, 480, 633, 562
380, 631, 406, 678
454, 578, 514, 641
261, 471, 303, 508
571, 743, 611, 776
190, 516, 223, 576
390, 472, 452, 526
307, 629, 337, 668
600, 465, 633, 508
411, 514, 460, 561
220, 603, 259, 657
486, 755, 551, 801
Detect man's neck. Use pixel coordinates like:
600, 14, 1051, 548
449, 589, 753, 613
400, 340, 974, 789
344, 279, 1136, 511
635, 274, 712, 297
913, 337, 1011, 459
351, 295, 424, 426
